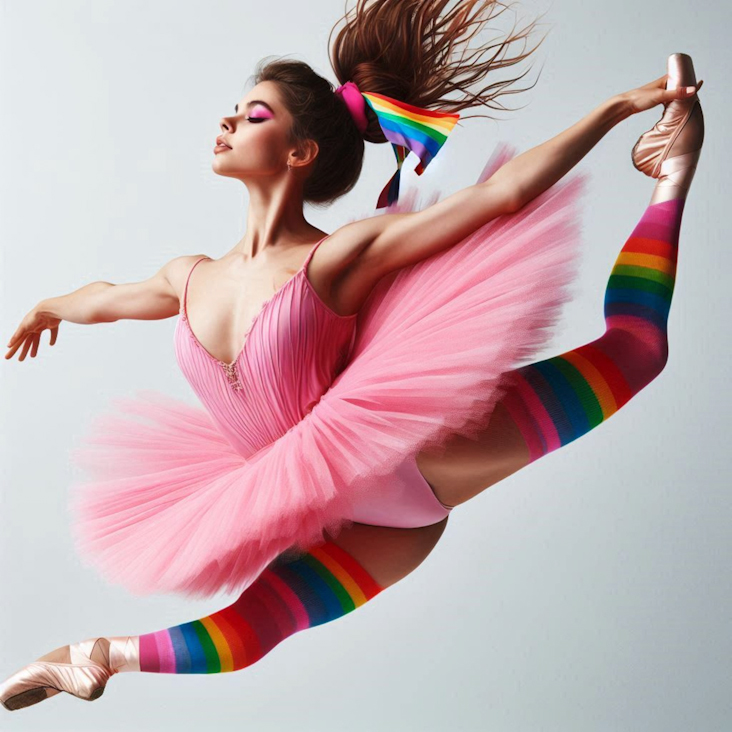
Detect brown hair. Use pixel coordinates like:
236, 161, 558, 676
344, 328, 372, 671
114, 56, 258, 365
252, 0, 548, 208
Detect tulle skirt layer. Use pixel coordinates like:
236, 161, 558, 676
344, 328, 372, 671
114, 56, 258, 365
69, 143, 590, 599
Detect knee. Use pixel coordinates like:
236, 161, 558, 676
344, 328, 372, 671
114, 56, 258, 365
606, 326, 669, 384
634, 333, 670, 385
634, 328, 669, 374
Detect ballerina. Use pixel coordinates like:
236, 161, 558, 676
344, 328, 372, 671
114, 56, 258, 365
1, 0, 703, 712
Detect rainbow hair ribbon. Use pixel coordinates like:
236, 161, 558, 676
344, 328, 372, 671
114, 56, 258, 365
335, 81, 460, 209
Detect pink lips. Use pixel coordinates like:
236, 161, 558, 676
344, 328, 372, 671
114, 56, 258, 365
215, 137, 232, 153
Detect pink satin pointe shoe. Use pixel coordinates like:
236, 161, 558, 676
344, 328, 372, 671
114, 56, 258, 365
0, 636, 139, 712
631, 52, 705, 205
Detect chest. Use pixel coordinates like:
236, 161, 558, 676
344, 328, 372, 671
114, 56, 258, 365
174, 279, 357, 454
179, 251, 358, 366
181, 261, 302, 366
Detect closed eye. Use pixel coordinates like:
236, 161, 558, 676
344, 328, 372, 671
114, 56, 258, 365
246, 117, 266, 123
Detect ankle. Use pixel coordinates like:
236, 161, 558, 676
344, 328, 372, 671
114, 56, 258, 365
107, 636, 141, 673
649, 150, 698, 205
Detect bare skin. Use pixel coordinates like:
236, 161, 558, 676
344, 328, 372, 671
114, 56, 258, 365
175, 82, 703, 512
25, 90, 705, 675
11, 73, 702, 679
35, 517, 449, 678
415, 78, 705, 509
5, 73, 697, 362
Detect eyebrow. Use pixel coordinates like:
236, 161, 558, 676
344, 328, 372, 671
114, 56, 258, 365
234, 100, 275, 114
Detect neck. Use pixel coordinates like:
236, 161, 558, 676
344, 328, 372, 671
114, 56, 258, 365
232, 180, 322, 262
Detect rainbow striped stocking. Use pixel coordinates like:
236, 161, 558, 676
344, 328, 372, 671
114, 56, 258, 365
137, 540, 383, 673
501, 197, 684, 461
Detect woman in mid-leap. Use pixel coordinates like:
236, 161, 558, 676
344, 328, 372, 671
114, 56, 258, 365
1, 0, 703, 711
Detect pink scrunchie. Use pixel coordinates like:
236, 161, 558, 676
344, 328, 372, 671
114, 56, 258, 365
334, 81, 368, 135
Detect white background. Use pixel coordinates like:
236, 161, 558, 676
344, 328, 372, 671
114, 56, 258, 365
1, 1, 729, 730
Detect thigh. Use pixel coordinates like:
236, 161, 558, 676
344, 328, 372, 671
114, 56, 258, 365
324, 516, 449, 590
415, 400, 531, 509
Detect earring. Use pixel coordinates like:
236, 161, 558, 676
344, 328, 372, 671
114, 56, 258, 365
287, 162, 292, 172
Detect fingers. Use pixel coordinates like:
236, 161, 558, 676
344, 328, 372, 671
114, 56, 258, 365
19, 335, 34, 361
4, 328, 27, 359
650, 72, 703, 98
664, 79, 702, 102
7, 335, 31, 361
5, 323, 59, 360
4, 333, 41, 361
646, 72, 704, 102
4, 336, 23, 359
4, 339, 21, 360
6, 330, 22, 349
19, 339, 30, 361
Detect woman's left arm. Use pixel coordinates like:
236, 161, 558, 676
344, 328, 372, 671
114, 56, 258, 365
363, 76, 700, 279
502, 74, 702, 207
362, 96, 630, 279
488, 94, 631, 209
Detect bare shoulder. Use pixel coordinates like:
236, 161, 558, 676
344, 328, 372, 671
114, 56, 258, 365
163, 254, 212, 300
311, 216, 398, 314
310, 217, 390, 273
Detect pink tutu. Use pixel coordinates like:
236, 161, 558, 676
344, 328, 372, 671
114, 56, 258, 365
69, 143, 589, 600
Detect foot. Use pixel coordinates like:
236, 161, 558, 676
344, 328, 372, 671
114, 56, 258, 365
36, 638, 111, 665
15, 640, 110, 702
0, 636, 139, 712
632, 53, 705, 204
33, 638, 114, 701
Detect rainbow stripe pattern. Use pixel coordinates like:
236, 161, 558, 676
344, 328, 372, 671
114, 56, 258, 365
138, 541, 383, 673
362, 91, 460, 209
502, 197, 684, 461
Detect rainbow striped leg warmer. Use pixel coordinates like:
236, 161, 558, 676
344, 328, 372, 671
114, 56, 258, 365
137, 540, 383, 673
502, 197, 684, 461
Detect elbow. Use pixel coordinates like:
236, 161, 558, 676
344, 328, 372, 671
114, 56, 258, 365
89, 305, 120, 324
508, 188, 526, 213
87, 282, 117, 324
89, 311, 117, 325
85, 308, 105, 325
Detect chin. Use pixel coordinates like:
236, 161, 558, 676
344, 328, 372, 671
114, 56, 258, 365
211, 163, 241, 180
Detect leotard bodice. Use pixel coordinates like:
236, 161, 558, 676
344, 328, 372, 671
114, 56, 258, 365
174, 236, 358, 457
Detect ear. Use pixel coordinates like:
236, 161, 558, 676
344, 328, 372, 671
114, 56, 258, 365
289, 138, 320, 170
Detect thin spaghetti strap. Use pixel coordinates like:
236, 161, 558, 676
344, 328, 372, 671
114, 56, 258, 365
303, 234, 330, 274
181, 256, 210, 318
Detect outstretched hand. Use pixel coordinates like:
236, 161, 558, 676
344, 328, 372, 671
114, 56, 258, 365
5, 307, 61, 361
621, 73, 704, 116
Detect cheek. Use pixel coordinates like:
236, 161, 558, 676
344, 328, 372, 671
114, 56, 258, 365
236, 126, 287, 163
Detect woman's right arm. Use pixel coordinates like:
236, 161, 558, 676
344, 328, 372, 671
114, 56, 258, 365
57, 258, 182, 325
5, 256, 198, 361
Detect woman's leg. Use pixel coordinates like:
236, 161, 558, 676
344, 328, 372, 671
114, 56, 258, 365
418, 192, 686, 508
0, 518, 445, 710
419, 71, 704, 509
95, 518, 447, 676
419, 81, 704, 509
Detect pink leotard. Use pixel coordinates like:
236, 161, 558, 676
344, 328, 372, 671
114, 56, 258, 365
175, 235, 451, 528
70, 143, 585, 598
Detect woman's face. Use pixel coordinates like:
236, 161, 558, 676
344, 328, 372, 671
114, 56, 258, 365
212, 81, 297, 181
